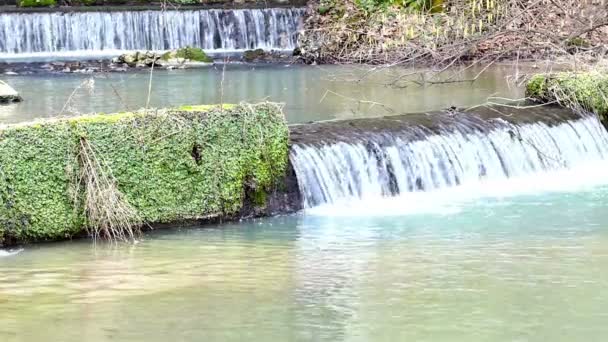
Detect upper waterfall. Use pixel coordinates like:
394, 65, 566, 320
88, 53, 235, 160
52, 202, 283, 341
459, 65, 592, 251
289, 107, 608, 208
0, 8, 305, 57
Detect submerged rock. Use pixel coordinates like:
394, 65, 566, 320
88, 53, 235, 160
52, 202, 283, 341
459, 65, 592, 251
0, 81, 22, 104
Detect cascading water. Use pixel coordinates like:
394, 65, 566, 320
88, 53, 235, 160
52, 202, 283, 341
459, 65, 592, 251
290, 111, 608, 208
0, 8, 305, 57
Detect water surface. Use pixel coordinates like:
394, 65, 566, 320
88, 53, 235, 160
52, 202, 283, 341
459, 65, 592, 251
2, 176, 608, 341
0, 64, 525, 124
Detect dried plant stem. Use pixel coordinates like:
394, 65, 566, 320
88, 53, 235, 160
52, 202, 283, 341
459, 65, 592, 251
77, 137, 141, 243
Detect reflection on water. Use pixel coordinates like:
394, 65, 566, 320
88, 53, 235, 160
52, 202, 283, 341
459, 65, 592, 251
0, 64, 524, 124
2, 185, 608, 341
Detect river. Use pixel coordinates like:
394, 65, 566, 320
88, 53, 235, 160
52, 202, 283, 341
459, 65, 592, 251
2, 180, 608, 341
0, 64, 523, 124
2, 64, 608, 341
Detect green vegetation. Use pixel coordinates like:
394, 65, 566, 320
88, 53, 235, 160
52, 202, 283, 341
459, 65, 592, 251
160, 47, 213, 63
175, 47, 213, 63
78, 0, 98, 5
0, 104, 289, 246
169, 0, 199, 4
527, 73, 608, 123
354, 0, 442, 13
18, 0, 56, 7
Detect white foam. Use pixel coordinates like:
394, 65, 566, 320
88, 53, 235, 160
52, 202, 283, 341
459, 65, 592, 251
291, 114, 608, 215
0, 248, 24, 258
306, 159, 608, 217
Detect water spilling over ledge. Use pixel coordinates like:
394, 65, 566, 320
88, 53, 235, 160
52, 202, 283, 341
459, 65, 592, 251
0, 8, 305, 58
2, 102, 608, 245
289, 106, 608, 208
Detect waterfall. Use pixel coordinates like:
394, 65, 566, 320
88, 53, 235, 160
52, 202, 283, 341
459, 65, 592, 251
0, 8, 305, 57
290, 113, 608, 208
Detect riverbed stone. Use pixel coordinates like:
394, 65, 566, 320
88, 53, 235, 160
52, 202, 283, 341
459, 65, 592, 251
243, 49, 267, 62
0, 81, 22, 104
114, 48, 213, 69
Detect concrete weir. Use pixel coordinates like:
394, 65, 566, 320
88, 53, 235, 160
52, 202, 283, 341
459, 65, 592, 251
1, 104, 605, 246
288, 105, 607, 207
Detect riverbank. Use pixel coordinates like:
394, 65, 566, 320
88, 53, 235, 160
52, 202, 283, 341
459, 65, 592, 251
527, 72, 608, 126
0, 103, 296, 246
298, 0, 608, 66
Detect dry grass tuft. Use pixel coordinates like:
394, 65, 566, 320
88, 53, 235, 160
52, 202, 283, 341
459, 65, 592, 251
75, 137, 142, 243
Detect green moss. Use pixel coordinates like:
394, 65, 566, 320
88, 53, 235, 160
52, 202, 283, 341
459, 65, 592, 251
526, 72, 608, 123
526, 74, 548, 100
18, 0, 55, 7
319, 5, 332, 15
161, 51, 172, 61
179, 104, 236, 112
251, 189, 268, 208
0, 104, 289, 246
175, 47, 213, 63
566, 37, 590, 48
71, 0, 97, 5
0, 122, 82, 243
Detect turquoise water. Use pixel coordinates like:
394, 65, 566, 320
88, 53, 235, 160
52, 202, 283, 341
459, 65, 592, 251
2, 178, 608, 341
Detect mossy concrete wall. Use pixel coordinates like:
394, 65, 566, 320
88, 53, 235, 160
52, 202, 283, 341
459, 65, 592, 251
527, 72, 608, 124
0, 104, 295, 246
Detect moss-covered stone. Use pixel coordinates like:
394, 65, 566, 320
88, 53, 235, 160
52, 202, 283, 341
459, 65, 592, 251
243, 49, 267, 62
0, 103, 289, 246
175, 47, 213, 63
526, 72, 608, 123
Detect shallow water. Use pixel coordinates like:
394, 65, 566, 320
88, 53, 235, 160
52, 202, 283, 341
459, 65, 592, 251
2, 63, 605, 341
2, 165, 608, 341
0, 64, 524, 124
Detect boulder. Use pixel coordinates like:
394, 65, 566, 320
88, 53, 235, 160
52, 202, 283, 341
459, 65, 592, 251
113, 48, 213, 69
243, 49, 267, 62
121, 53, 137, 67
0, 81, 22, 104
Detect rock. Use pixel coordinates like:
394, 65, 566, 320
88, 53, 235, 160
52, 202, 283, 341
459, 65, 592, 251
112, 48, 213, 70
243, 49, 267, 62
122, 53, 137, 66
174, 47, 213, 63
0, 81, 22, 104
